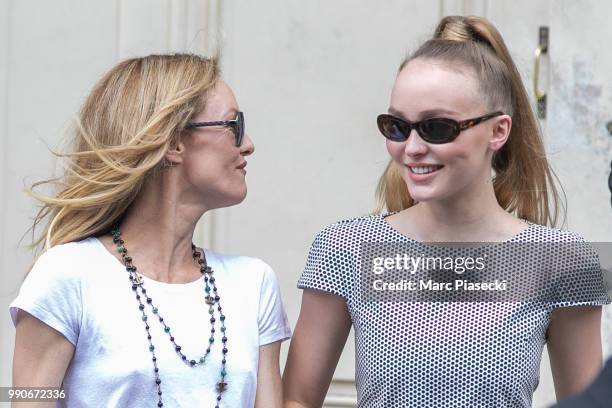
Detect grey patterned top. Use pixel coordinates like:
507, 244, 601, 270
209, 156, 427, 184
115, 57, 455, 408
297, 213, 611, 408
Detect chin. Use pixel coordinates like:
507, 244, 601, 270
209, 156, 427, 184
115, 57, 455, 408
401, 170, 453, 203
408, 193, 437, 203
409, 185, 464, 204
405, 183, 444, 203
227, 186, 248, 206
204, 185, 248, 210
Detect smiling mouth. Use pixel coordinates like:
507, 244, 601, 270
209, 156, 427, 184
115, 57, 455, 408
408, 165, 443, 174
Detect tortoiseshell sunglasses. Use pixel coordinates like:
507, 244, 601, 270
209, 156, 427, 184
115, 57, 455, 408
377, 111, 505, 144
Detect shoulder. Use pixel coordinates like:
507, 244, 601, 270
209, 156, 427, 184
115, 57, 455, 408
203, 250, 285, 306
203, 249, 278, 284
521, 222, 590, 243
521, 223, 603, 273
10, 239, 99, 342
204, 248, 271, 270
311, 213, 388, 247
15, 238, 105, 309
39, 236, 101, 259
30, 237, 102, 279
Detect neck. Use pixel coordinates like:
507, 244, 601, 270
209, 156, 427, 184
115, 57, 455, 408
113, 172, 207, 284
410, 173, 514, 241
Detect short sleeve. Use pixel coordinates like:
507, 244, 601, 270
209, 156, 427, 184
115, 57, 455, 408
550, 238, 611, 309
297, 225, 354, 301
258, 262, 292, 346
9, 246, 83, 346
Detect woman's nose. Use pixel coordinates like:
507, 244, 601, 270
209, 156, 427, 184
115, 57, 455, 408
240, 132, 255, 155
403, 128, 427, 156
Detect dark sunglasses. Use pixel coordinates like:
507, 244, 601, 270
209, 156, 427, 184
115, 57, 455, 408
377, 111, 505, 144
185, 111, 245, 147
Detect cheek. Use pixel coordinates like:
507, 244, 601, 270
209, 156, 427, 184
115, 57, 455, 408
385, 140, 404, 162
436, 135, 478, 165
183, 147, 228, 185
434, 139, 490, 185
437, 145, 466, 164
451, 132, 491, 167
186, 138, 237, 168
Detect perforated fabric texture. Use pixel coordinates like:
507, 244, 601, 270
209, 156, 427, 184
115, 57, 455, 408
297, 213, 611, 407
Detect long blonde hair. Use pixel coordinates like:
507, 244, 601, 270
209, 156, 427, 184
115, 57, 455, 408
374, 16, 564, 227
28, 53, 220, 253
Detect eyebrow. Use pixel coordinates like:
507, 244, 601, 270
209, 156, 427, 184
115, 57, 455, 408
388, 107, 459, 120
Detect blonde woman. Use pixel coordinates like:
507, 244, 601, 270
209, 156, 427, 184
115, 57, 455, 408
10, 54, 291, 407
283, 16, 610, 407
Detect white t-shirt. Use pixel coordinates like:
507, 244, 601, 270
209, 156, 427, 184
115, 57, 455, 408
9, 237, 292, 407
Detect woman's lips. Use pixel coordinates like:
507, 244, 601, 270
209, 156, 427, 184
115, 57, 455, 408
406, 164, 443, 182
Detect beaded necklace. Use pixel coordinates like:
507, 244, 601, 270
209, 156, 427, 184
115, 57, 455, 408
111, 226, 228, 407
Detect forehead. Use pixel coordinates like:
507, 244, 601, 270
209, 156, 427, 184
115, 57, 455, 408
200, 80, 238, 118
390, 59, 485, 118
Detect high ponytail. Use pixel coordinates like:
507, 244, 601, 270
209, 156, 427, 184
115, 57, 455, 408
374, 16, 564, 227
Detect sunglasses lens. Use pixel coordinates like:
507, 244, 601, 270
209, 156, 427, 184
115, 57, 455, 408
419, 119, 456, 143
238, 112, 244, 146
232, 112, 244, 146
378, 115, 410, 142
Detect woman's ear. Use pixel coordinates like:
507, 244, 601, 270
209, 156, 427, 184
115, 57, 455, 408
489, 115, 512, 152
163, 137, 186, 166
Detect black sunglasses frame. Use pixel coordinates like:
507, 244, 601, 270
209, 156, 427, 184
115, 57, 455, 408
377, 111, 505, 144
185, 111, 245, 147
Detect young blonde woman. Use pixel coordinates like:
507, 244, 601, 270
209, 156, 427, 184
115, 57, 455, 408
283, 16, 610, 407
10, 54, 291, 407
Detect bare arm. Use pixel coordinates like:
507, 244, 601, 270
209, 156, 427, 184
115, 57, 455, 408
283, 289, 352, 408
12, 310, 75, 408
255, 341, 283, 408
547, 305, 603, 401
